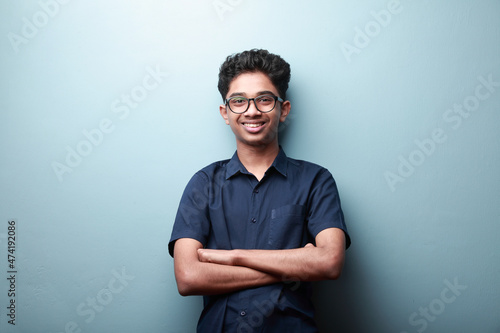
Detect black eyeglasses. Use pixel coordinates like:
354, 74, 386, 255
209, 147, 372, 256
225, 95, 284, 114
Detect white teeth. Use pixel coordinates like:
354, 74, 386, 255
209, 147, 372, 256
244, 123, 263, 128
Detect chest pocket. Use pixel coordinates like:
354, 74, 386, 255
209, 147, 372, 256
268, 204, 307, 249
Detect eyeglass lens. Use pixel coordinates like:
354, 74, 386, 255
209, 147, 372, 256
228, 95, 277, 113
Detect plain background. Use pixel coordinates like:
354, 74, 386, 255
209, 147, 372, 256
1, 0, 499, 332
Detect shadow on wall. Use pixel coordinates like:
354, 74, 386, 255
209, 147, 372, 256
312, 247, 367, 333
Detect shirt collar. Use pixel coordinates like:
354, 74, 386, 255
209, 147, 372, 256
225, 147, 288, 179
225, 152, 244, 179
271, 147, 288, 177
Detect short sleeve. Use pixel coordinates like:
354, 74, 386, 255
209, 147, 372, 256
307, 169, 351, 249
168, 172, 211, 257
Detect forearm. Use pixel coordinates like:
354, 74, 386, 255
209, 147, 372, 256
202, 246, 340, 281
176, 261, 280, 296
173, 238, 280, 296
247, 243, 346, 280
198, 228, 346, 281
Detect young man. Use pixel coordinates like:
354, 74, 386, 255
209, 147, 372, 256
169, 49, 350, 332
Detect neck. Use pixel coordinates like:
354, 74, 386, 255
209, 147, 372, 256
236, 142, 280, 180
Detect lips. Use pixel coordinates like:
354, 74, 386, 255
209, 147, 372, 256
243, 122, 264, 128
242, 122, 265, 133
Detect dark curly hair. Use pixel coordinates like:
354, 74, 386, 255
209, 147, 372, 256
217, 49, 291, 101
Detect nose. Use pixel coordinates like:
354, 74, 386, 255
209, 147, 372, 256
245, 99, 260, 116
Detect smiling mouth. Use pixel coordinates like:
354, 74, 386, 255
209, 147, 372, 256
243, 122, 265, 128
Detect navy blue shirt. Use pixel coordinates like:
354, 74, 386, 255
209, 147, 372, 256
169, 148, 350, 332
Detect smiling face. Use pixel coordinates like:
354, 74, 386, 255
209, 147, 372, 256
220, 71, 291, 151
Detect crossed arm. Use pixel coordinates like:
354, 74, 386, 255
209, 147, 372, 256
173, 227, 346, 296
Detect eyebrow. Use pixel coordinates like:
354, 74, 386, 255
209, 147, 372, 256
228, 90, 277, 98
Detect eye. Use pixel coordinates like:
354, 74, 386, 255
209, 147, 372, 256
229, 97, 247, 105
257, 95, 274, 104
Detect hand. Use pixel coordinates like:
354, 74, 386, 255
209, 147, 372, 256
198, 248, 237, 266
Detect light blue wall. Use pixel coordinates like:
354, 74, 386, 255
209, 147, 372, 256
1, 1, 499, 332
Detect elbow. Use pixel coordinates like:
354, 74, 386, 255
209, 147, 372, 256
175, 267, 200, 296
177, 281, 193, 297
322, 252, 345, 280
324, 265, 342, 280
178, 287, 195, 297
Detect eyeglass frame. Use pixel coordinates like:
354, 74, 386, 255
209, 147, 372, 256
224, 94, 284, 114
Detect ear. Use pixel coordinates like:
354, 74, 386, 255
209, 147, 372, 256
279, 100, 291, 122
220, 104, 229, 125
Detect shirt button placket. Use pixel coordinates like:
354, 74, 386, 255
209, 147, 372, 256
248, 183, 260, 248
251, 187, 259, 224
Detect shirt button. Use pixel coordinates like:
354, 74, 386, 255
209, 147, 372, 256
254, 189, 259, 193
251, 218, 256, 223
240, 311, 246, 316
